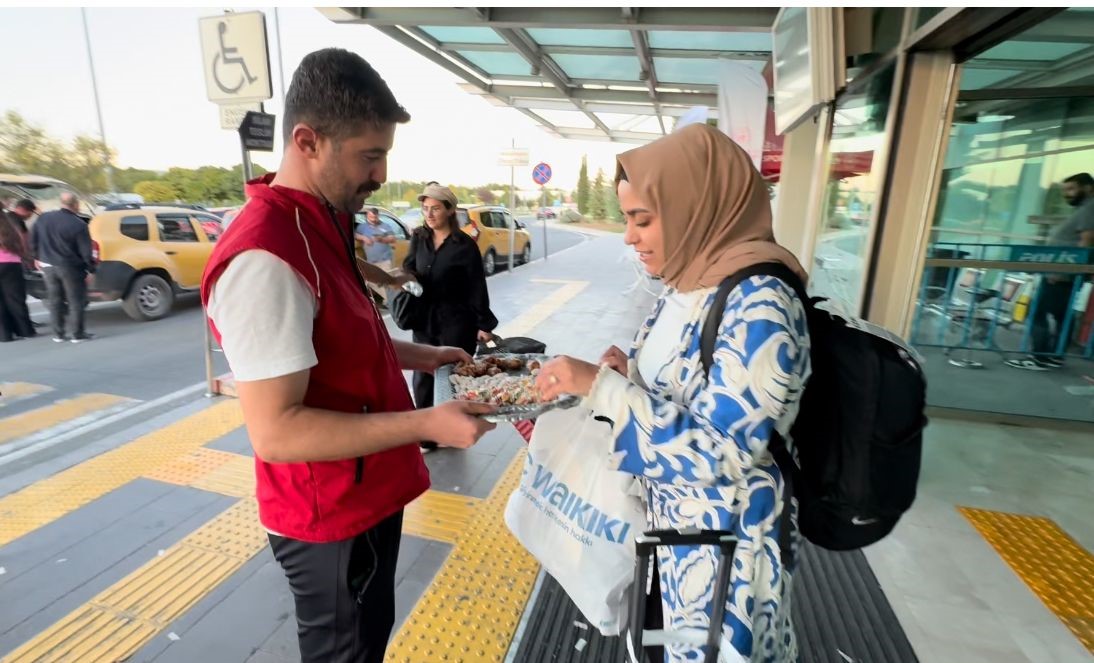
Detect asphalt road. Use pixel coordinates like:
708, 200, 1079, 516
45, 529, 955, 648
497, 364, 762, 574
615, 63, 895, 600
5, 224, 586, 405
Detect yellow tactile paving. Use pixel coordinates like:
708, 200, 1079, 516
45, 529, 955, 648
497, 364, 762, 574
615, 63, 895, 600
961, 507, 1094, 653
402, 489, 480, 544
0, 399, 243, 547
4, 500, 267, 663
385, 451, 540, 662
0, 382, 51, 406
144, 446, 255, 498
0, 393, 131, 446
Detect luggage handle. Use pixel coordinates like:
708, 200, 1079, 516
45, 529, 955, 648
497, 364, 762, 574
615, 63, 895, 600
628, 528, 738, 663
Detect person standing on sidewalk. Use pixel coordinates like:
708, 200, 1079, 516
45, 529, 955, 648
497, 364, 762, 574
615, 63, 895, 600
29, 192, 94, 343
7, 199, 38, 234
0, 212, 35, 342
403, 183, 498, 452
200, 48, 496, 663
355, 206, 397, 306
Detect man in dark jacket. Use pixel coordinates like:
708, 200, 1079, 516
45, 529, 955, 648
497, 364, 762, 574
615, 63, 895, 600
29, 192, 95, 343
6, 199, 37, 234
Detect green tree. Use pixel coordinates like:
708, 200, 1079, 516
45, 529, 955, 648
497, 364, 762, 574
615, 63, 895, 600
590, 168, 607, 220
576, 155, 590, 215
606, 178, 623, 223
133, 180, 178, 202
476, 187, 495, 205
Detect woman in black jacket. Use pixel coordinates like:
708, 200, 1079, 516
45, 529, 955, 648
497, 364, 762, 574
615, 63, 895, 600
404, 183, 498, 451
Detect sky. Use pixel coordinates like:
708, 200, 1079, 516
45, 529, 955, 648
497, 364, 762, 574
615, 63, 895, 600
0, 6, 631, 193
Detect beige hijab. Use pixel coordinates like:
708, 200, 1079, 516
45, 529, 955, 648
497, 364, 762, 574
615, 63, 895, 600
615, 123, 807, 292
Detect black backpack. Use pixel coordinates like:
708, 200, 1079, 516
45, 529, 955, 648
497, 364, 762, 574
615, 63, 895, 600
700, 262, 927, 551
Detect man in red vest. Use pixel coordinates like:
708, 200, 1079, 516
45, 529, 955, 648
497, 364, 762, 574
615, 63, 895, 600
201, 48, 496, 663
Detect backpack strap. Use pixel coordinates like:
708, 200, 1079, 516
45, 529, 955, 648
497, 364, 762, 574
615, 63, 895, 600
698, 261, 808, 569
699, 262, 809, 377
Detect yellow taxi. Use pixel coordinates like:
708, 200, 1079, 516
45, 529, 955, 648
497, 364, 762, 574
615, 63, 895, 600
456, 205, 532, 275
27, 204, 223, 321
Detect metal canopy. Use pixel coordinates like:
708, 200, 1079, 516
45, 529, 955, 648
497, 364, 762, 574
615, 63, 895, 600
321, 7, 778, 143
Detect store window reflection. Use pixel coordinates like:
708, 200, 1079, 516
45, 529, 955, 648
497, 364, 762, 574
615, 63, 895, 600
810, 62, 896, 316
909, 12, 1094, 422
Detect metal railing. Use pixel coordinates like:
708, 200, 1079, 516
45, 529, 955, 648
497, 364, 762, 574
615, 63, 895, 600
909, 243, 1094, 367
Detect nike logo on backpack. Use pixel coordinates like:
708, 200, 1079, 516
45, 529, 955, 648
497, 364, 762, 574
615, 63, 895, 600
851, 516, 880, 526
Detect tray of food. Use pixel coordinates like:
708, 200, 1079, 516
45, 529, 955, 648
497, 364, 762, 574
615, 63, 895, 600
435, 354, 581, 424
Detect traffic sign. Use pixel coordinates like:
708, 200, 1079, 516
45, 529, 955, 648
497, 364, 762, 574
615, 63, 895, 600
498, 148, 529, 167
220, 101, 263, 130
532, 162, 552, 185
239, 111, 276, 151
199, 12, 272, 104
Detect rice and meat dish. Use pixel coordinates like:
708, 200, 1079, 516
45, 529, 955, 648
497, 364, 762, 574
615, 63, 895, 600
450, 356, 545, 406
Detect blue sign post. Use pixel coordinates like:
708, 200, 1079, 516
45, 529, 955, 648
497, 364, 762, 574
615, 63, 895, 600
532, 163, 552, 259
532, 162, 552, 185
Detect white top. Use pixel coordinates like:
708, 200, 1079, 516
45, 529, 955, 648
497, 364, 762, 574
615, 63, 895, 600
207, 250, 319, 382
637, 290, 705, 386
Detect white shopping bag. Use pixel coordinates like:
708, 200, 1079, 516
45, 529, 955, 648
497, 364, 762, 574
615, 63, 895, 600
505, 407, 647, 635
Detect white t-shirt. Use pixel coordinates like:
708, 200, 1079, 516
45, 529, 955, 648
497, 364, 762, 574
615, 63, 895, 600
637, 290, 705, 386
207, 250, 319, 382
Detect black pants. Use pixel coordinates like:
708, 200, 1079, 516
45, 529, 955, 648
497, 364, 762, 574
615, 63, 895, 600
0, 263, 34, 341
44, 264, 87, 339
1031, 279, 1074, 357
411, 326, 477, 410
268, 511, 404, 663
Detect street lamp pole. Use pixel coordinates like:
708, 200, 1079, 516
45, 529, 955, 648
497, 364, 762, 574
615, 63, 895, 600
81, 8, 115, 194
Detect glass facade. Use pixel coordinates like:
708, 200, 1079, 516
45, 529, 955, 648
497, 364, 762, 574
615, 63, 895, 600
906, 13, 1094, 423
809, 62, 897, 316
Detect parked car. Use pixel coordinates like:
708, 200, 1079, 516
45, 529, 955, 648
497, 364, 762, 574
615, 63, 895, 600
536, 207, 556, 220
399, 208, 423, 227
0, 174, 98, 226
457, 205, 532, 275
25, 204, 223, 321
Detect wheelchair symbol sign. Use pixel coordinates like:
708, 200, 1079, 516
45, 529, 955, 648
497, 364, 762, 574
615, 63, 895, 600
199, 12, 272, 104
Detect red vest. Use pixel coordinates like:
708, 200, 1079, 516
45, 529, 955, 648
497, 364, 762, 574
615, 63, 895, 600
201, 174, 429, 543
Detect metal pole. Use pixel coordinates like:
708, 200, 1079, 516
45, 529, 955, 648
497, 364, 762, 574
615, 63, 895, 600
81, 8, 115, 194
240, 138, 254, 191
274, 8, 288, 108
508, 140, 516, 272
541, 185, 548, 260
203, 308, 217, 398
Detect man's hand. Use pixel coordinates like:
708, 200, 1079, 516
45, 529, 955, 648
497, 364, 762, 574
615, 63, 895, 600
432, 345, 472, 370
424, 400, 497, 448
391, 271, 416, 287
599, 345, 628, 376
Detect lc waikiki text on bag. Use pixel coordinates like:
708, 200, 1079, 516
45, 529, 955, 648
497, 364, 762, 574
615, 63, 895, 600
504, 407, 647, 635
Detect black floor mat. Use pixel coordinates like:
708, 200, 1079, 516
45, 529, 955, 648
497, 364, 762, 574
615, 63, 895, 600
509, 543, 920, 662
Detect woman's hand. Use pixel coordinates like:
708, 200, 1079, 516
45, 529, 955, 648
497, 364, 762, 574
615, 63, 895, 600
477, 330, 495, 343
599, 345, 628, 377
536, 356, 599, 401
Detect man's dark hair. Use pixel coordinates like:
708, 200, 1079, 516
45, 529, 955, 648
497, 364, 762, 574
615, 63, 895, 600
1064, 173, 1094, 187
14, 199, 36, 212
283, 48, 410, 143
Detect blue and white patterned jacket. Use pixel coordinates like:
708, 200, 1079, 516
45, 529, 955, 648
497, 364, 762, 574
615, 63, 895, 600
585, 275, 811, 662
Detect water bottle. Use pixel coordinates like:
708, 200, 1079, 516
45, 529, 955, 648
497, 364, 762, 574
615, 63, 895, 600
402, 280, 423, 297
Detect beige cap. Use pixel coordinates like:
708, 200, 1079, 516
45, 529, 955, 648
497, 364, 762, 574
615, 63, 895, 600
417, 183, 458, 209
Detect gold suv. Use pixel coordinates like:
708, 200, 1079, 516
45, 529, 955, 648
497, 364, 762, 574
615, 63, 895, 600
27, 204, 223, 321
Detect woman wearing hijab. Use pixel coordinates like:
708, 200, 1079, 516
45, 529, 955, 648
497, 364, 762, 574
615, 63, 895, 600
536, 124, 811, 662
405, 183, 498, 451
